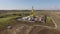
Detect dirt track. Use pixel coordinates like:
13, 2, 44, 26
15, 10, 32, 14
50, 12, 60, 30
0, 23, 60, 34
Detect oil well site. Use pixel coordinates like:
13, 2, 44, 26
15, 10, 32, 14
0, 7, 59, 34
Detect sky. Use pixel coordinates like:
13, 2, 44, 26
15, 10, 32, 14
0, 0, 60, 10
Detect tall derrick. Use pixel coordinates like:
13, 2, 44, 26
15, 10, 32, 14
30, 6, 35, 16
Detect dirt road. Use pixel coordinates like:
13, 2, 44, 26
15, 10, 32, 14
50, 13, 60, 30
0, 24, 60, 34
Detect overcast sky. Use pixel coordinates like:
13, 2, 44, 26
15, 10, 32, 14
0, 0, 60, 10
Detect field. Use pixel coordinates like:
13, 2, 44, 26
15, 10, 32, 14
0, 10, 59, 34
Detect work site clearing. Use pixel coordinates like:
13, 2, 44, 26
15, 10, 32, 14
0, 8, 60, 34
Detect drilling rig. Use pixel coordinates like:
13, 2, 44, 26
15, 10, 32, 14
30, 6, 35, 16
